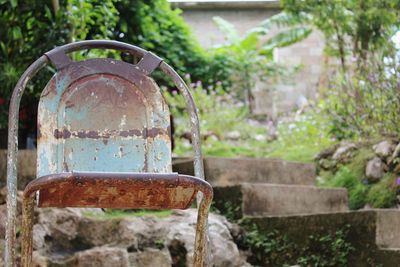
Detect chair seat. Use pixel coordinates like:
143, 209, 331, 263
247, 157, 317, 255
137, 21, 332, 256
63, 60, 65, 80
23, 172, 212, 209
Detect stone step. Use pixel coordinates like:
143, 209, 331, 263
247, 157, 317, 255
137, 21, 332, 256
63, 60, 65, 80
213, 183, 348, 217
173, 157, 316, 186
248, 209, 400, 267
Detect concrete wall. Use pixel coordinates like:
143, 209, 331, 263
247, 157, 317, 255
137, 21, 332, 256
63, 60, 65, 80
171, 0, 325, 116
250, 210, 400, 266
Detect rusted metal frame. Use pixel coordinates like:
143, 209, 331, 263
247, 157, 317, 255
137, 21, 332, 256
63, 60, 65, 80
6, 40, 209, 265
5, 55, 49, 267
184, 175, 213, 267
20, 173, 212, 267
159, 61, 210, 265
52, 40, 208, 263
21, 194, 35, 267
159, 62, 205, 181
46, 40, 147, 59
27, 172, 208, 209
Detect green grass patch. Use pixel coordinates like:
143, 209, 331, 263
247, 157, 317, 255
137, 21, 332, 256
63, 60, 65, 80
321, 166, 368, 209
83, 209, 172, 219
366, 173, 397, 208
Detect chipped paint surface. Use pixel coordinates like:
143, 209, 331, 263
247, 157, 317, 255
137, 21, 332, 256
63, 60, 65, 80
37, 58, 172, 178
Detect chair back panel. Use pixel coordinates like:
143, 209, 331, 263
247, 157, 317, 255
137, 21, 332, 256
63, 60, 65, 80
37, 58, 172, 177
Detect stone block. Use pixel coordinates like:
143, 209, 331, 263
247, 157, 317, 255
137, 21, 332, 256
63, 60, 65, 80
213, 183, 348, 217
173, 157, 316, 186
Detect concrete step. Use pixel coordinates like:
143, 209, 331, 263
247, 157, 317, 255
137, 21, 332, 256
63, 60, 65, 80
213, 183, 348, 217
173, 157, 316, 186
248, 209, 400, 267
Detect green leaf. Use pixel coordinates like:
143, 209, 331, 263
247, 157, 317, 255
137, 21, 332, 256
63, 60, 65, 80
213, 16, 240, 45
9, 0, 17, 8
263, 26, 312, 49
240, 31, 260, 51
261, 11, 310, 30
11, 26, 22, 40
44, 5, 53, 20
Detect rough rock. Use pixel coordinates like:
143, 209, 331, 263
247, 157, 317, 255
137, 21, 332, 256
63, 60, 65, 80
226, 131, 241, 140
0, 205, 6, 239
373, 140, 395, 159
164, 210, 244, 267
392, 143, 400, 159
0, 187, 6, 204
0, 240, 5, 267
314, 144, 339, 160
366, 157, 385, 181
332, 142, 357, 163
318, 158, 337, 170
129, 248, 172, 267
0, 204, 249, 267
72, 247, 130, 267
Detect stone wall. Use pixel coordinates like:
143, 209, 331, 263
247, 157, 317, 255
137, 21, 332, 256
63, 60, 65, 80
171, 0, 325, 116
250, 210, 400, 267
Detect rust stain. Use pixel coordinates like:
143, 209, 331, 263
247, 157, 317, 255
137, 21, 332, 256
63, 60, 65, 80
21, 172, 212, 210
53, 128, 168, 139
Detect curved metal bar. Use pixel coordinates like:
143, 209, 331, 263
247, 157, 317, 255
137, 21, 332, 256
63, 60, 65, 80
5, 55, 49, 267
46, 39, 147, 58
160, 61, 210, 265
159, 62, 205, 181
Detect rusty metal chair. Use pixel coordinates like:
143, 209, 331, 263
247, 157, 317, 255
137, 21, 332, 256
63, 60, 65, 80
4, 40, 212, 267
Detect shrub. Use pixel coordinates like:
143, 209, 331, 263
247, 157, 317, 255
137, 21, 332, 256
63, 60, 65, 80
321, 166, 368, 209
164, 80, 268, 158
366, 173, 397, 208
0, 0, 119, 130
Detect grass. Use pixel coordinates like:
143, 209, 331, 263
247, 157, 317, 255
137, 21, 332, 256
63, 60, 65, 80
319, 146, 398, 209
83, 209, 172, 219
366, 173, 397, 208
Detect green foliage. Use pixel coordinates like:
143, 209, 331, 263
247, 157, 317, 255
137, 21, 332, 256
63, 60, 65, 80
281, 0, 400, 69
0, 0, 233, 132
321, 166, 368, 209
319, 147, 398, 209
325, 50, 400, 138
267, 110, 335, 162
366, 173, 397, 208
210, 200, 241, 222
0, 0, 118, 129
212, 199, 355, 266
167, 79, 334, 162
240, 222, 354, 267
213, 14, 310, 109
164, 81, 269, 158
115, 0, 231, 89
281, 0, 400, 138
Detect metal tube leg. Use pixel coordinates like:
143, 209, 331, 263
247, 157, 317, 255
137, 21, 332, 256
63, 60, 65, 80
193, 194, 212, 267
21, 193, 35, 267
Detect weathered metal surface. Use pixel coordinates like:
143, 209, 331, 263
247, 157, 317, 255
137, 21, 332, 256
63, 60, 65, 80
37, 58, 172, 178
6, 40, 211, 267
193, 191, 213, 267
21, 194, 35, 267
6, 55, 49, 267
32, 172, 203, 209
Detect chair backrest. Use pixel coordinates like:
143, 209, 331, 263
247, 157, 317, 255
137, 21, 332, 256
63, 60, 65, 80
37, 55, 172, 178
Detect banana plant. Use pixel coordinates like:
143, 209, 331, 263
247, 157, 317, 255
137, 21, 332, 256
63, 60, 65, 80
213, 12, 312, 112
